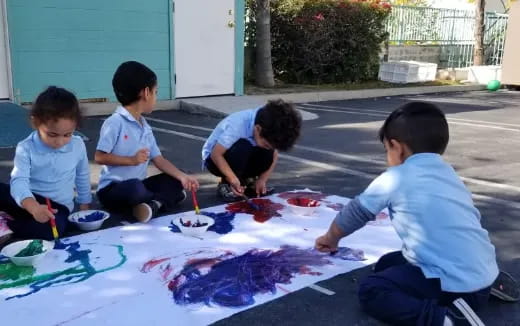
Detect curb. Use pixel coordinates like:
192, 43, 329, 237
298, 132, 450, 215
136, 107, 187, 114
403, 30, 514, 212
78, 99, 182, 117
178, 84, 486, 117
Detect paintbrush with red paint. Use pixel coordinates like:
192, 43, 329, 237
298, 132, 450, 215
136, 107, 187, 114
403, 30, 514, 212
46, 198, 59, 239
191, 190, 201, 214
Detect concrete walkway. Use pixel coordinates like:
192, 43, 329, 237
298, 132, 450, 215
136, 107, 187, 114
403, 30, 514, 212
77, 84, 484, 118
179, 84, 485, 118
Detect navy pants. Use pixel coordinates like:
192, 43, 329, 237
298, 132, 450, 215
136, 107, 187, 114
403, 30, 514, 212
205, 139, 274, 180
97, 173, 185, 214
0, 183, 70, 240
358, 251, 491, 326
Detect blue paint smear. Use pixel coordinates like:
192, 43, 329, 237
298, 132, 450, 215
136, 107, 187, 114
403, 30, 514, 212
169, 211, 236, 235
78, 211, 105, 222
169, 245, 364, 307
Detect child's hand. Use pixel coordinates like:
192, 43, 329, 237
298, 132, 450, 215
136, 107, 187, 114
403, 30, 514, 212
255, 177, 268, 197
226, 176, 244, 196
31, 205, 57, 224
180, 174, 200, 191
79, 204, 90, 211
133, 148, 150, 165
315, 233, 340, 253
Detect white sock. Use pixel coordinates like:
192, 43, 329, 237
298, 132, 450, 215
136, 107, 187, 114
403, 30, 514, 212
443, 316, 454, 326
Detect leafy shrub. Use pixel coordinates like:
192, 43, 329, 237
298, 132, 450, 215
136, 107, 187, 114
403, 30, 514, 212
248, 0, 391, 84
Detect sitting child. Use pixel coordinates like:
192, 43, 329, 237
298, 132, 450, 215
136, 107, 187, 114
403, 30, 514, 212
315, 102, 498, 326
0, 86, 91, 240
95, 61, 199, 223
202, 99, 302, 202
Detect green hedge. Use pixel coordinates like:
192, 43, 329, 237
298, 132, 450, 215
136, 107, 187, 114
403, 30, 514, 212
250, 0, 391, 84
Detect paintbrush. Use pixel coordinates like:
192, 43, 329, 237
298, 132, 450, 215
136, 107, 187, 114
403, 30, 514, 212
46, 198, 59, 240
191, 190, 201, 214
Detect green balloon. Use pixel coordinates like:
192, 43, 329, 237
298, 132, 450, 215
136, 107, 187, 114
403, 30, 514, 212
487, 80, 501, 91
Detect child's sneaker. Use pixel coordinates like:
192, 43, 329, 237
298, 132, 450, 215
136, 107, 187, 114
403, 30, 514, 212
446, 298, 485, 326
132, 200, 162, 223
217, 182, 243, 202
491, 271, 520, 302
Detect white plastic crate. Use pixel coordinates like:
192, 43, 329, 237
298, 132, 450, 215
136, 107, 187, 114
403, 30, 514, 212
379, 61, 438, 84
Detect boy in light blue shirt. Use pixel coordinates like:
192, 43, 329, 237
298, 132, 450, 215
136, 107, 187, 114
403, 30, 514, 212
95, 61, 199, 223
315, 102, 499, 326
202, 100, 302, 202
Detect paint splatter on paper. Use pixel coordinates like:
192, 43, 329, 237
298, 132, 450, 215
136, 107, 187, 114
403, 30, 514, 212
169, 211, 237, 235
142, 246, 365, 308
226, 199, 284, 223
0, 240, 127, 300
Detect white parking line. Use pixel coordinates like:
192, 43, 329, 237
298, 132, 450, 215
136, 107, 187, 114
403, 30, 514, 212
149, 117, 385, 166
149, 121, 520, 194
300, 103, 520, 131
308, 284, 336, 296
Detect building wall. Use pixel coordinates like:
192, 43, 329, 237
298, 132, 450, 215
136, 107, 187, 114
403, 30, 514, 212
6, 0, 172, 103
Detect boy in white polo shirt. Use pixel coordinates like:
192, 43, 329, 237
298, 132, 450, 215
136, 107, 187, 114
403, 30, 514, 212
202, 100, 302, 202
95, 61, 199, 223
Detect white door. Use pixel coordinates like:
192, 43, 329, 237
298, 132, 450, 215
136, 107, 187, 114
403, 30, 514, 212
174, 0, 235, 98
0, 3, 10, 99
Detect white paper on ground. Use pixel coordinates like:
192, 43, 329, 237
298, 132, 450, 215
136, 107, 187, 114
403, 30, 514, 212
0, 191, 401, 326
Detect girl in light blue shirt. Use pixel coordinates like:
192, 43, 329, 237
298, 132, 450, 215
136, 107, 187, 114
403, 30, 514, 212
0, 86, 92, 241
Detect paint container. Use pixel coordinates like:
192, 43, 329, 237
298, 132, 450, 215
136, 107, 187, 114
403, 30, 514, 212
286, 197, 321, 216
68, 210, 110, 231
1, 239, 54, 266
172, 214, 215, 238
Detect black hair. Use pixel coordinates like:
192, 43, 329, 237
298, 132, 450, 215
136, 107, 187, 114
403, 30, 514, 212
254, 99, 302, 151
378, 101, 449, 154
31, 86, 81, 126
112, 61, 157, 106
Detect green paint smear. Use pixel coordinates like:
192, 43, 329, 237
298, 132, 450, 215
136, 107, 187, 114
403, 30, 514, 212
0, 263, 35, 281
0, 245, 127, 291
15, 240, 44, 257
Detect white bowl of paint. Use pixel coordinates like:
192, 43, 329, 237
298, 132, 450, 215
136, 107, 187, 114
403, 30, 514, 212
68, 210, 110, 231
173, 214, 215, 238
286, 197, 321, 216
1, 239, 54, 266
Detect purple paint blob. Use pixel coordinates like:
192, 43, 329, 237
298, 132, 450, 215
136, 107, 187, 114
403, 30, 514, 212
168, 245, 365, 307
78, 211, 105, 222
169, 211, 236, 235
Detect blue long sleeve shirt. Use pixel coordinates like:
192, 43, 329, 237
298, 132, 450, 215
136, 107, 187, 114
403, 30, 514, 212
10, 131, 92, 212
335, 153, 498, 293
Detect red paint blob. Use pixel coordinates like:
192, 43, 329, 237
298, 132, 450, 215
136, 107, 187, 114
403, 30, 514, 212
226, 198, 284, 223
287, 197, 320, 207
140, 257, 170, 273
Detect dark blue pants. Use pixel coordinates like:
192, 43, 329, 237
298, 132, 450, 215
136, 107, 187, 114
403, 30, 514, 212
358, 251, 491, 326
205, 138, 274, 180
97, 173, 185, 214
0, 183, 70, 240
